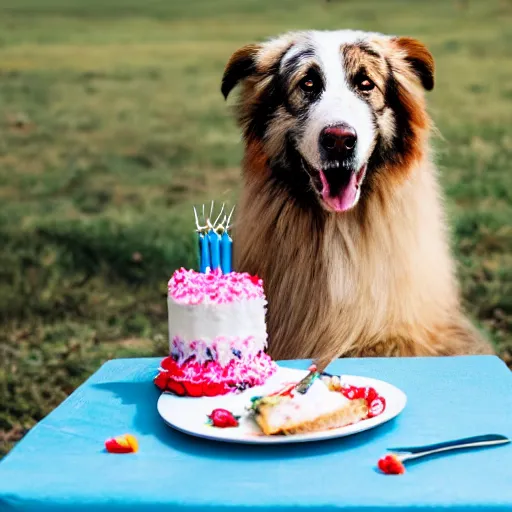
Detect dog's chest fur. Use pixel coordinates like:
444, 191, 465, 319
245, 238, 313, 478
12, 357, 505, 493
234, 156, 460, 363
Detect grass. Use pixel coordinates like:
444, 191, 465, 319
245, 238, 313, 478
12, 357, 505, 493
0, 0, 511, 456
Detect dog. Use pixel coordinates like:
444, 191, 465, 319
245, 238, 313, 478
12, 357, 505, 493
221, 30, 494, 366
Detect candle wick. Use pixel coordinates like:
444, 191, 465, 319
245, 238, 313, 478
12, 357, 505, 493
209, 200, 215, 221
226, 205, 235, 231
212, 202, 225, 228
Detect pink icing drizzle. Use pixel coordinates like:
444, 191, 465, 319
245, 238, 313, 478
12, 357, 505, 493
168, 268, 264, 305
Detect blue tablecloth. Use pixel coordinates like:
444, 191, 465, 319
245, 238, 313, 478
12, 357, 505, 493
1, 356, 511, 511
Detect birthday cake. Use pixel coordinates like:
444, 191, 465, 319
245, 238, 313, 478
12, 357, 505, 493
154, 268, 277, 396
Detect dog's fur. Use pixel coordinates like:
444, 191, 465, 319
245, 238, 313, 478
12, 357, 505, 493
221, 30, 494, 366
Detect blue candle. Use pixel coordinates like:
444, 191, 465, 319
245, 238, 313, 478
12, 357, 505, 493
200, 233, 211, 273
220, 230, 232, 274
208, 229, 221, 270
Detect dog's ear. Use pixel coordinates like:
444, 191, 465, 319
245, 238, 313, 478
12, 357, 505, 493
221, 44, 261, 99
393, 37, 434, 91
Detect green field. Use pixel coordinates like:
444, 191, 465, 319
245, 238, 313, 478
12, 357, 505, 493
0, 0, 511, 456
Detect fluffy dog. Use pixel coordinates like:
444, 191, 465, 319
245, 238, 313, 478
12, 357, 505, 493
221, 30, 493, 366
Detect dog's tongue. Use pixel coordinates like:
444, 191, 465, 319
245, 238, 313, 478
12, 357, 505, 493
319, 170, 359, 212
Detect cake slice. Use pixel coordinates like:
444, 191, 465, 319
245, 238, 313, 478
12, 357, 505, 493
250, 371, 368, 435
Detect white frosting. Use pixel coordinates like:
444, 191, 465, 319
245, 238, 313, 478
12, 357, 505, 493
265, 380, 350, 429
167, 296, 268, 359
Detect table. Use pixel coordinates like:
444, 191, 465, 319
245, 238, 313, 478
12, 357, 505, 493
1, 356, 511, 511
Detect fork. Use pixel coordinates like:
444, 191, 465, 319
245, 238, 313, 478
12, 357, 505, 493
388, 434, 510, 463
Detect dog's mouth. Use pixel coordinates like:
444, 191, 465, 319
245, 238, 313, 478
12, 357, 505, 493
316, 162, 367, 213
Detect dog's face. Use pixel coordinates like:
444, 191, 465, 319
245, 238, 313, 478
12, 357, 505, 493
222, 30, 434, 212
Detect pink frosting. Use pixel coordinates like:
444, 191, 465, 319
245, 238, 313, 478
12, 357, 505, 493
168, 268, 264, 305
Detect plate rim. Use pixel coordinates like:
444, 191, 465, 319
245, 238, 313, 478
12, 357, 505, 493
157, 368, 407, 445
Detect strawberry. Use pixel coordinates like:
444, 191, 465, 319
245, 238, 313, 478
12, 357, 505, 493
160, 356, 175, 371
207, 408, 240, 428
341, 385, 361, 400
105, 434, 139, 454
368, 396, 386, 418
167, 380, 186, 396
364, 386, 378, 404
204, 382, 229, 397
183, 381, 203, 397
377, 454, 406, 474
153, 372, 168, 390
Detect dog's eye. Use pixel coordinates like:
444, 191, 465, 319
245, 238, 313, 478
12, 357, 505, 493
299, 75, 317, 93
357, 76, 375, 92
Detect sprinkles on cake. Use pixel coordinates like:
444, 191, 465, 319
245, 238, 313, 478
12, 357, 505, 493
168, 268, 264, 305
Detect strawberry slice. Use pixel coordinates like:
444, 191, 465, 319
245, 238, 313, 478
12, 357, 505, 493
377, 454, 405, 474
368, 396, 386, 418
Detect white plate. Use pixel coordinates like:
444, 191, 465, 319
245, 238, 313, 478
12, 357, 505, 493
157, 366, 407, 444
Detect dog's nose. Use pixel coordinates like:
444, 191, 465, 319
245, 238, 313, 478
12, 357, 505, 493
319, 124, 357, 158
